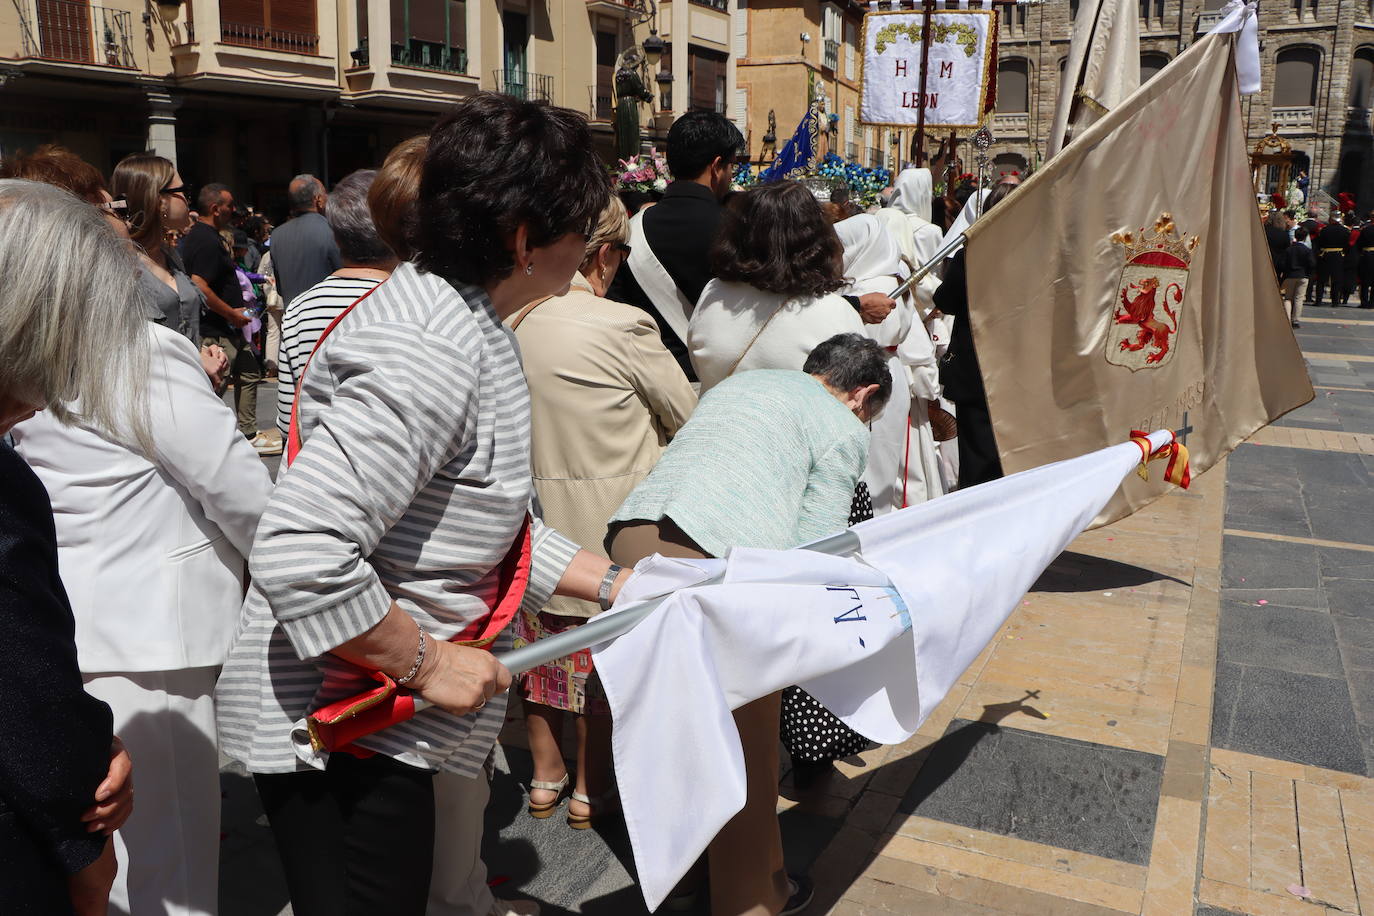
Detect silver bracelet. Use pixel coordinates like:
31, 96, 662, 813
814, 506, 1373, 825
598, 564, 625, 612
396, 629, 428, 686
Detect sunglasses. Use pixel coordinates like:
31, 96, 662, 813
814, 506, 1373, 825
99, 197, 130, 222
614, 242, 632, 257
160, 184, 188, 197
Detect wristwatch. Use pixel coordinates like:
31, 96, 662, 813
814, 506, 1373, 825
598, 564, 624, 612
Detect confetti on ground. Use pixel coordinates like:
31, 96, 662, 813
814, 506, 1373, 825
1103, 592, 1113, 597
1287, 885, 1312, 899
1258, 599, 1269, 605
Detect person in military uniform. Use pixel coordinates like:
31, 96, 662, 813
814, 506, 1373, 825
1313, 213, 1352, 307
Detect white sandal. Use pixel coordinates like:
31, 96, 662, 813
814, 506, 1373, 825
526, 773, 569, 819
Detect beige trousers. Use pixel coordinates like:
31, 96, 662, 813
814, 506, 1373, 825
428, 769, 497, 916
608, 520, 789, 916
1282, 277, 1308, 323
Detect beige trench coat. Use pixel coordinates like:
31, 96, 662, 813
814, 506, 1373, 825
511, 273, 698, 618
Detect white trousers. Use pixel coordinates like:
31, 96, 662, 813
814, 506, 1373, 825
83, 668, 222, 916
428, 768, 497, 916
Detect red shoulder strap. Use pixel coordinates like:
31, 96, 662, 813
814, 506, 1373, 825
286, 282, 385, 466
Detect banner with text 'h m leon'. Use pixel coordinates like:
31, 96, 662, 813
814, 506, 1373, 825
860, 9, 997, 129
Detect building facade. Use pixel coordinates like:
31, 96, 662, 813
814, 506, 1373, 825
738, 0, 910, 170
0, 0, 742, 215
991, 0, 1374, 208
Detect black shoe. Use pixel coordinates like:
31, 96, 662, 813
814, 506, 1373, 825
781, 874, 815, 915
1292, 321, 1302, 328
791, 759, 837, 792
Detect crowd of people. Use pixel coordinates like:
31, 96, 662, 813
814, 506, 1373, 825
0, 93, 1019, 916
1266, 203, 1374, 327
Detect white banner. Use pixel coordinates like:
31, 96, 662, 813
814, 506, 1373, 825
860, 9, 996, 129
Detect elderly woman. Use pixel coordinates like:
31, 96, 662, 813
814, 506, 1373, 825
607, 333, 890, 916
11, 150, 272, 916
273, 169, 398, 437
689, 182, 867, 391
0, 178, 140, 915
216, 93, 632, 916
509, 196, 696, 828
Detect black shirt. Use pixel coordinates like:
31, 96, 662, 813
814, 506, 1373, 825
1316, 223, 1352, 252
931, 250, 984, 405
1282, 242, 1316, 280
178, 221, 243, 338
609, 181, 725, 380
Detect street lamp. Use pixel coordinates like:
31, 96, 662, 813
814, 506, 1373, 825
155, 0, 183, 22
656, 69, 673, 111
642, 31, 664, 70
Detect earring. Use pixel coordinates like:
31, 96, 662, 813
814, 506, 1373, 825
525, 264, 534, 276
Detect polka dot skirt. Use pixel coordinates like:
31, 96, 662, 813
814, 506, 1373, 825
780, 483, 875, 764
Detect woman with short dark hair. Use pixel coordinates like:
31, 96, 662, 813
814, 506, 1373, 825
217, 93, 633, 916
689, 182, 866, 391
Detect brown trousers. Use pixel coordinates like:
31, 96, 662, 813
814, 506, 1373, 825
608, 520, 789, 916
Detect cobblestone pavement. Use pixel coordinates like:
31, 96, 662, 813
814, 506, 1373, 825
222, 308, 1374, 915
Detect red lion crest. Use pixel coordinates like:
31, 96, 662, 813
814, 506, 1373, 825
1114, 275, 1184, 365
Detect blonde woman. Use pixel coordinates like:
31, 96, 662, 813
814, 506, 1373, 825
508, 197, 696, 827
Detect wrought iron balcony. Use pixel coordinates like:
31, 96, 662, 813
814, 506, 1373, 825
392, 38, 466, 73
221, 21, 320, 55
589, 85, 614, 121
20, 0, 135, 68
823, 38, 840, 72
494, 69, 552, 101
1272, 106, 1316, 133
688, 0, 728, 10
867, 147, 884, 169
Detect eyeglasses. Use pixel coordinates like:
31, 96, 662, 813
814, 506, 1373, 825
614, 242, 632, 257
160, 184, 188, 198
98, 197, 131, 222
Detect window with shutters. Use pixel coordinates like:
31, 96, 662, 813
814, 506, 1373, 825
1274, 46, 1320, 108
389, 0, 467, 72
689, 46, 726, 113
593, 30, 617, 119
221, 0, 320, 53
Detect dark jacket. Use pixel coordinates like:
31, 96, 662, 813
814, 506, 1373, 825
609, 181, 724, 380
0, 442, 112, 913
1316, 223, 1352, 253
268, 211, 342, 306
1265, 224, 1291, 276
932, 250, 983, 404
1282, 242, 1316, 280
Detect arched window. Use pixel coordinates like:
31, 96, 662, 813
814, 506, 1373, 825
1274, 47, 1320, 108
1140, 52, 1170, 83
1350, 48, 1374, 110
992, 152, 1027, 179
997, 59, 1030, 113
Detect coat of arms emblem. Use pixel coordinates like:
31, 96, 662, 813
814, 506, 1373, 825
1105, 213, 1200, 371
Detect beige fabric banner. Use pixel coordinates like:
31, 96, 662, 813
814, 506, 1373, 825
964, 29, 1313, 525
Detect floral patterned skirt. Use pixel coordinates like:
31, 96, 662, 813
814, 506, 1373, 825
512, 608, 611, 716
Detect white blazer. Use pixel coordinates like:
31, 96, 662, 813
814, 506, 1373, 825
13, 324, 271, 672
689, 280, 866, 393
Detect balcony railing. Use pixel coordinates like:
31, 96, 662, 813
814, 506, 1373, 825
221, 21, 320, 54
589, 85, 613, 120
392, 38, 466, 73
20, 0, 135, 68
992, 111, 1030, 135
1196, 9, 1224, 31
494, 68, 553, 101
1272, 105, 1316, 132
688, 0, 728, 10
823, 38, 839, 72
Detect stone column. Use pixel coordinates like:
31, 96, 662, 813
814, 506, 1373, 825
672, 0, 688, 114
145, 88, 182, 167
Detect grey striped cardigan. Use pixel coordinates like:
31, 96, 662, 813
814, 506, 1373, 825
216, 263, 580, 774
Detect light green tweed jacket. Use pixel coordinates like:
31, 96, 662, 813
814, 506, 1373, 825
610, 369, 869, 557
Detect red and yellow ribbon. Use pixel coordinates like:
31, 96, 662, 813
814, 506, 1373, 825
1129, 430, 1192, 489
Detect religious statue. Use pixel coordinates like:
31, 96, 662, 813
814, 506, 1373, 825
614, 48, 654, 162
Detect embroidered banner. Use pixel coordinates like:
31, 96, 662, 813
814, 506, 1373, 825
859, 9, 997, 129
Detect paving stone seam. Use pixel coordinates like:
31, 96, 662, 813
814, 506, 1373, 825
1222, 527, 1374, 556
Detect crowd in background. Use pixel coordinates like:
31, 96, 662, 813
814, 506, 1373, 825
1266, 202, 1374, 327
0, 93, 1020, 916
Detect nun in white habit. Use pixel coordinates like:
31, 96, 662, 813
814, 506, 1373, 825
836, 214, 945, 511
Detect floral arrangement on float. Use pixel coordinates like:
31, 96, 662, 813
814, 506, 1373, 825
614, 153, 671, 193
731, 161, 759, 190
815, 152, 892, 207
